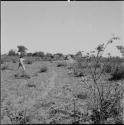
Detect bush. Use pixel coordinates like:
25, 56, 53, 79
76, 92, 88, 100
90, 94, 123, 124
104, 64, 112, 73
32, 51, 44, 57
14, 73, 30, 79
8, 49, 17, 56
39, 66, 48, 73
109, 65, 124, 81
73, 69, 84, 77
57, 62, 66, 67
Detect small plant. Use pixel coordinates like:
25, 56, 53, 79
39, 66, 48, 73
14, 72, 30, 79
73, 69, 84, 77
76, 92, 88, 100
6, 107, 29, 124
57, 62, 66, 67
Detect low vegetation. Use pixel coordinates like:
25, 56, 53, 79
38, 66, 48, 73
1, 37, 124, 124
57, 62, 67, 67
1, 65, 9, 71
14, 72, 30, 79
109, 65, 124, 81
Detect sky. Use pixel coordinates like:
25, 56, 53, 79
1, 1, 124, 56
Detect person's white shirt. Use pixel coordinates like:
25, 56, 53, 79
19, 57, 24, 64
19, 57, 25, 71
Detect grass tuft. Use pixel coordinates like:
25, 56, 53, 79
38, 66, 48, 73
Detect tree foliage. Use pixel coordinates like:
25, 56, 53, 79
32, 51, 44, 57
17, 45, 28, 55
8, 49, 18, 56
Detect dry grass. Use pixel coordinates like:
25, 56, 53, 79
24, 60, 33, 64
1, 56, 124, 124
1, 65, 9, 71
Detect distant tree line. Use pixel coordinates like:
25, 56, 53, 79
7, 45, 68, 61
7, 44, 124, 61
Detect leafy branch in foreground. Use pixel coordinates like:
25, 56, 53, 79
76, 36, 124, 124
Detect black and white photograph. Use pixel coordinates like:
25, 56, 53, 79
1, 1, 124, 124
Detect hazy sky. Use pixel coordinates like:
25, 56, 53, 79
1, 1, 124, 56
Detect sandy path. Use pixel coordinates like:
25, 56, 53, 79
42, 68, 58, 98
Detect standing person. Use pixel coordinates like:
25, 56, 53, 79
17, 55, 26, 72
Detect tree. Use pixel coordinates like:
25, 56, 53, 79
8, 49, 17, 56
53, 53, 64, 60
45, 53, 53, 61
17, 45, 28, 56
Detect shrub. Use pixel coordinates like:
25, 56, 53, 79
8, 49, 17, 56
5, 107, 29, 124
53, 53, 65, 60
32, 51, 44, 57
109, 66, 124, 81
39, 66, 48, 73
14, 72, 30, 79
76, 92, 88, 100
90, 88, 123, 124
73, 69, 84, 77
104, 64, 112, 73
44, 53, 53, 61
57, 62, 66, 67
